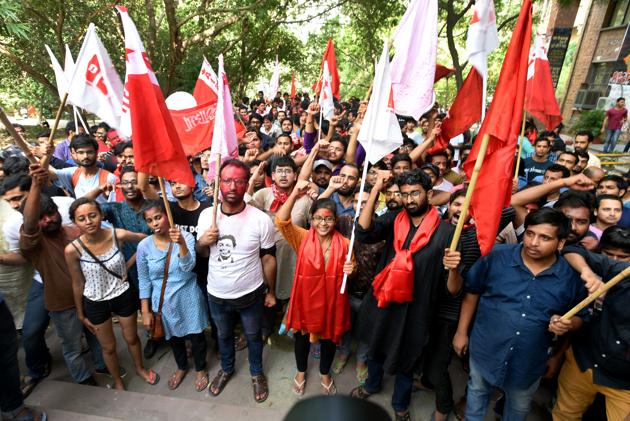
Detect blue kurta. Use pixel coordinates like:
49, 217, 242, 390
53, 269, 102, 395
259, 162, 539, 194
137, 231, 208, 339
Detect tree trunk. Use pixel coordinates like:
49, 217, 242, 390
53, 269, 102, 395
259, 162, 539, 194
162, 0, 184, 94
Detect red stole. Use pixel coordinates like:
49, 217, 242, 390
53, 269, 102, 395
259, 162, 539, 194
286, 228, 350, 343
269, 184, 289, 212
372, 206, 441, 308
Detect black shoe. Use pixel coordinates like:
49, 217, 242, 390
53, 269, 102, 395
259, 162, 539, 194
79, 375, 98, 386
95, 366, 127, 378
144, 339, 159, 359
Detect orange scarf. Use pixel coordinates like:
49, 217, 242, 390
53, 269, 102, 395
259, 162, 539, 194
286, 228, 350, 343
372, 206, 441, 308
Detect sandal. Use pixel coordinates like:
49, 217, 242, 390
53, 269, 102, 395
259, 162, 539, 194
355, 365, 368, 385
395, 411, 411, 421
209, 369, 232, 396
20, 376, 41, 399
350, 385, 372, 400
252, 374, 269, 403
144, 369, 160, 385
195, 372, 209, 392
11, 407, 47, 421
292, 374, 306, 396
167, 370, 187, 390
234, 334, 248, 351
321, 377, 337, 395
331, 354, 349, 375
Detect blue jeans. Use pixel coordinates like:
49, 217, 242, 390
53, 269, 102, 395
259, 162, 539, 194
465, 358, 540, 421
364, 356, 414, 412
20, 279, 51, 379
208, 294, 264, 376
48, 308, 95, 383
603, 129, 622, 153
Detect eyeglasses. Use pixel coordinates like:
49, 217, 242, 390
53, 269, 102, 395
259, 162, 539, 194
221, 178, 247, 186
274, 168, 294, 175
400, 190, 422, 200
313, 215, 335, 224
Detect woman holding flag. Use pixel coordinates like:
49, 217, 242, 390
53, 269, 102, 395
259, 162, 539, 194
275, 179, 355, 396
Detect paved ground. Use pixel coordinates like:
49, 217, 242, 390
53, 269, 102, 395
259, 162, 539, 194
21, 323, 554, 420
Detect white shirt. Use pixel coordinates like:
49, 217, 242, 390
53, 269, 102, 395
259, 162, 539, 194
197, 204, 275, 299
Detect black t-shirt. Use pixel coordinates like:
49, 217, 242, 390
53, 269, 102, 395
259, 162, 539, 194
170, 200, 211, 287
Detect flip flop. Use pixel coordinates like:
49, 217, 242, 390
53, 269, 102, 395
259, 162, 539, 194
195, 373, 209, 392
292, 374, 306, 396
145, 369, 160, 385
321, 377, 336, 395
168, 370, 187, 390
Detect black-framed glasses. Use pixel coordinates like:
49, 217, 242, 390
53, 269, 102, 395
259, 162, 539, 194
400, 190, 422, 200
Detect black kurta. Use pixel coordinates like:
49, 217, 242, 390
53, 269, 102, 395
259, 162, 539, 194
356, 208, 455, 375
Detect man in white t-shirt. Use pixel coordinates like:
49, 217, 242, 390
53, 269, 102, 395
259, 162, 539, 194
196, 159, 277, 403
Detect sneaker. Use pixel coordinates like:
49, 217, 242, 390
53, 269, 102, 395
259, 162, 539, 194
144, 339, 159, 359
95, 366, 127, 378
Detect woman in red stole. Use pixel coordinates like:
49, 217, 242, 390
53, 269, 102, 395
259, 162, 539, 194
275, 179, 355, 396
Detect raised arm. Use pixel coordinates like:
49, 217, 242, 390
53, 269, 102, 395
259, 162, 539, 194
23, 164, 48, 235
409, 123, 440, 163
358, 171, 388, 229
345, 102, 366, 165
276, 180, 310, 222
297, 142, 323, 182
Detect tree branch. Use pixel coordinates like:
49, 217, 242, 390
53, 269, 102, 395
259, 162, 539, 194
181, 15, 240, 50
497, 13, 519, 32
177, 0, 267, 30
0, 45, 57, 95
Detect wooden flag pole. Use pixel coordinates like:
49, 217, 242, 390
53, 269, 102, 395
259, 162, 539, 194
562, 266, 630, 320
157, 177, 175, 227
211, 153, 221, 227
513, 110, 527, 181
0, 104, 37, 164
449, 133, 491, 251
41, 92, 69, 169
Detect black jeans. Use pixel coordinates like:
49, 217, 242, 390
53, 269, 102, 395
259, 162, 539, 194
169, 332, 208, 372
0, 300, 23, 416
294, 332, 336, 375
422, 317, 458, 414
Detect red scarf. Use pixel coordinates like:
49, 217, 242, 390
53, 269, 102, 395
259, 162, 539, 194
372, 206, 441, 308
269, 184, 290, 212
286, 229, 350, 343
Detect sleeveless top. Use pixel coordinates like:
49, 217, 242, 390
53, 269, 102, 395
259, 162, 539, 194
73, 229, 129, 301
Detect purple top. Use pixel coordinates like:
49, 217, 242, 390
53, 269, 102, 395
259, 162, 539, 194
54, 139, 71, 162
304, 129, 366, 169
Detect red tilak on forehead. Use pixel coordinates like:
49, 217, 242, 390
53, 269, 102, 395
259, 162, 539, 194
316, 209, 334, 218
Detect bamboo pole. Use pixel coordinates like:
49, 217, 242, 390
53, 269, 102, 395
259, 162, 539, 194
211, 153, 221, 227
561, 266, 630, 320
449, 133, 492, 251
157, 177, 174, 227
0, 105, 37, 164
41, 92, 69, 169
513, 110, 528, 181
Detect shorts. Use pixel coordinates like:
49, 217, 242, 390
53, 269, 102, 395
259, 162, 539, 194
83, 287, 138, 325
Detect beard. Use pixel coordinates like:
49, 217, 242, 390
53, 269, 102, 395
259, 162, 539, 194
405, 199, 429, 217
337, 187, 354, 197
387, 200, 402, 210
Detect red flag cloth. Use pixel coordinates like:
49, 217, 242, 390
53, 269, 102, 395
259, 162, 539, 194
525, 37, 562, 131
116, 5, 194, 186
290, 72, 296, 99
312, 39, 340, 99
434, 64, 456, 83
286, 228, 350, 344
427, 68, 483, 154
169, 101, 217, 156
463, 0, 532, 255
193, 57, 218, 105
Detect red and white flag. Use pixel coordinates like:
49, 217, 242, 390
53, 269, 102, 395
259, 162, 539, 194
390, 0, 438, 120
208, 54, 239, 181
525, 35, 562, 131
313, 39, 340, 100
116, 5, 194, 186
193, 56, 218, 104
318, 61, 335, 121
66, 23, 124, 130
467, 0, 499, 79
357, 41, 403, 164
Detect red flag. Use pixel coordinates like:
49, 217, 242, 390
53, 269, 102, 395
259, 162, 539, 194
463, 0, 532, 255
193, 56, 218, 105
169, 101, 217, 156
427, 68, 483, 154
434, 64, 456, 83
312, 39, 340, 99
116, 5, 194, 186
290, 72, 296, 99
525, 36, 562, 131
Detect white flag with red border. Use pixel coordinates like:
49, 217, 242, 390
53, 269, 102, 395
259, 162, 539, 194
193, 56, 218, 104
318, 62, 335, 121
466, 0, 499, 78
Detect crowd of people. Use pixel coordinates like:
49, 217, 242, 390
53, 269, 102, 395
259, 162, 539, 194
0, 91, 629, 421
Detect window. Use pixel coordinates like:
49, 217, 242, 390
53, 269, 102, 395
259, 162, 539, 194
607, 0, 630, 28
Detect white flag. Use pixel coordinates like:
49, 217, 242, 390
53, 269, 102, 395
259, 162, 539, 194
357, 41, 403, 165
318, 61, 335, 121
44, 45, 69, 101
267, 56, 280, 100
67, 23, 124, 130
466, 0, 499, 78
390, 0, 438, 120
64, 44, 75, 79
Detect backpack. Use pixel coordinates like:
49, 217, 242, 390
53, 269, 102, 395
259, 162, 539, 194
71, 168, 111, 194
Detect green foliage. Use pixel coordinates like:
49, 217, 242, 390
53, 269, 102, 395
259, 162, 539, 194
570, 110, 605, 137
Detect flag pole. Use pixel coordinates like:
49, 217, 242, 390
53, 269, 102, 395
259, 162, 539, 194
449, 133, 491, 251
41, 92, 69, 169
211, 154, 221, 227
0, 104, 38, 164
513, 110, 527, 181
157, 177, 175, 227
562, 266, 630, 320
